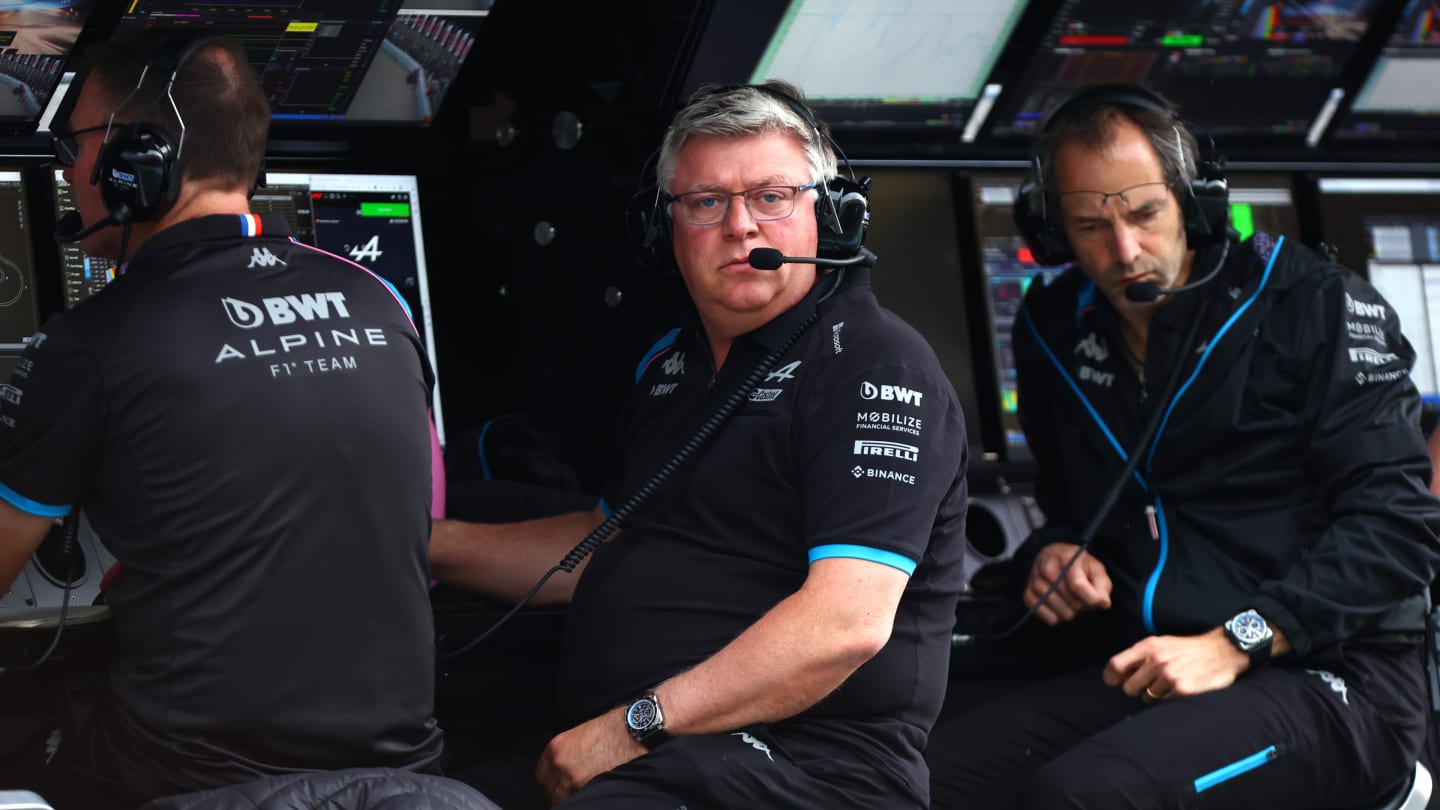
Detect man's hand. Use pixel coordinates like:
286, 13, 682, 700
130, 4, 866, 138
1103, 628, 1250, 702
1024, 542, 1113, 625
534, 707, 647, 806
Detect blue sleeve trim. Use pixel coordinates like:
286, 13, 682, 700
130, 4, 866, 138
1194, 745, 1277, 793
476, 419, 494, 481
598, 497, 613, 518
808, 544, 916, 576
634, 328, 680, 382
0, 482, 69, 518
377, 276, 415, 320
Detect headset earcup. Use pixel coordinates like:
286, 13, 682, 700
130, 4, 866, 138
1183, 165, 1230, 250
98, 124, 176, 224
816, 175, 870, 260
1014, 178, 1073, 266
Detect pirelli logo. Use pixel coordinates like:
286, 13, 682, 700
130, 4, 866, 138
853, 440, 919, 462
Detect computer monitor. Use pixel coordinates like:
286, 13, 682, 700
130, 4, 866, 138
115, 0, 489, 125
0, 1, 96, 129
965, 169, 1303, 461
0, 169, 40, 385
1315, 176, 1440, 402
256, 171, 446, 442
988, 0, 1385, 141
682, 0, 1029, 136
850, 166, 986, 461
1329, 0, 1440, 143
51, 168, 118, 311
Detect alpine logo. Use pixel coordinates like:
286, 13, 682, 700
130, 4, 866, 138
1075, 333, 1109, 362
348, 235, 384, 263
1348, 347, 1398, 366
853, 440, 919, 462
247, 247, 287, 268
765, 360, 802, 382
662, 351, 686, 376
860, 381, 924, 406
1345, 293, 1386, 320
222, 292, 352, 329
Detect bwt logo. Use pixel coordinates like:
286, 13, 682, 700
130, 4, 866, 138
860, 381, 924, 406
222, 292, 351, 329
1345, 293, 1386, 320
110, 168, 136, 184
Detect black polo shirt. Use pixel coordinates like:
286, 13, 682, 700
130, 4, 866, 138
560, 266, 968, 800
0, 214, 442, 800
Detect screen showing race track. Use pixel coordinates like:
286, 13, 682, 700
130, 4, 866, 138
989, 0, 1384, 141
256, 171, 445, 442
0, 170, 39, 385
51, 168, 118, 311
116, 0, 488, 125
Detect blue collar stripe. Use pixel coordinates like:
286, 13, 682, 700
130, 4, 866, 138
0, 482, 70, 518
1022, 307, 1149, 491
635, 328, 680, 382
1144, 236, 1285, 471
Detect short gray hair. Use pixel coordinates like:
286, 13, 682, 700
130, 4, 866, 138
656, 80, 838, 196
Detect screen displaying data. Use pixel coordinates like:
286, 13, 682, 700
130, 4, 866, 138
255, 171, 445, 441
116, 0, 488, 125
990, 0, 1384, 140
0, 170, 39, 385
1317, 176, 1440, 402
52, 168, 118, 311
1331, 0, 1440, 142
683, 0, 1029, 135
0, 0, 95, 128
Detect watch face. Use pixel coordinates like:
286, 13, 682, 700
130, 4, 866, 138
1231, 612, 1269, 648
627, 698, 659, 731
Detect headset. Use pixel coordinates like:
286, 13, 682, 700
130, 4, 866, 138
635, 83, 871, 273
1013, 84, 1229, 267
91, 33, 221, 226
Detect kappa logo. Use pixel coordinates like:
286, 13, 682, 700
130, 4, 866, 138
0, 384, 20, 406
247, 247, 287, 268
221, 292, 352, 329
348, 235, 384, 263
1306, 669, 1349, 705
860, 381, 924, 406
731, 732, 774, 762
1345, 293, 1386, 320
765, 360, 802, 382
854, 440, 919, 462
1348, 347, 1399, 366
30, 331, 46, 349
662, 351, 686, 376
1075, 333, 1109, 362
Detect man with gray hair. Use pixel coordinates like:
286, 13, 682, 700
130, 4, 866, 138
431, 80, 968, 808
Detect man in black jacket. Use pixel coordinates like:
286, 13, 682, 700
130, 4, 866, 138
926, 84, 1440, 809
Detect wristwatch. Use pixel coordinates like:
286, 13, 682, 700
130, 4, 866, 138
1223, 609, 1274, 666
624, 691, 671, 749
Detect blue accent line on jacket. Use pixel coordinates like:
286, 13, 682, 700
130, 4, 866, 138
1022, 307, 1149, 492
476, 419, 494, 481
0, 482, 69, 518
1143, 495, 1170, 633
635, 328, 680, 382
1194, 746, 1278, 793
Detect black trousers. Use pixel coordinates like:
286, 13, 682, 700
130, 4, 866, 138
926, 642, 1427, 810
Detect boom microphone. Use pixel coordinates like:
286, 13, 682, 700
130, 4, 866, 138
54, 210, 119, 245
748, 247, 876, 271
1124, 238, 1231, 303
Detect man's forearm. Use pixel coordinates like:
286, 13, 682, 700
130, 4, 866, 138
428, 507, 606, 605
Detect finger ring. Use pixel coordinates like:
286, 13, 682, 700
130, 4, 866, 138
1144, 686, 1160, 700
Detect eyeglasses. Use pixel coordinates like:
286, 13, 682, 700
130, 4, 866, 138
666, 183, 817, 227
51, 124, 109, 168
1059, 181, 1173, 221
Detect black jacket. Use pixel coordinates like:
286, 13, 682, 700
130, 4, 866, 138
1013, 233, 1440, 661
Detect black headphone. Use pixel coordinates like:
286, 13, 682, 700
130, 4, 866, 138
91, 34, 219, 225
1013, 84, 1229, 266
635, 83, 871, 272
